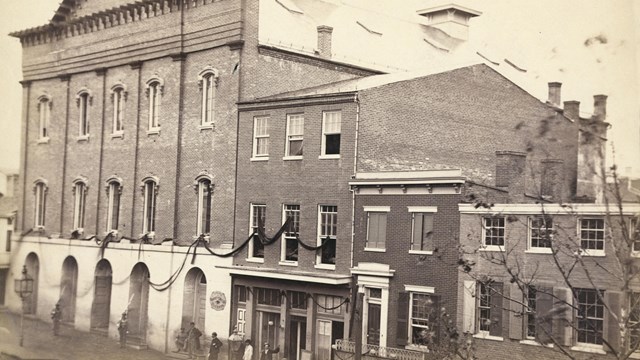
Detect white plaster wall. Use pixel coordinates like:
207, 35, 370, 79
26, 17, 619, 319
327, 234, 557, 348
7, 236, 234, 353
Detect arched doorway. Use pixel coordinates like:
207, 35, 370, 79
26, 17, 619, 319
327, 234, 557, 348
60, 256, 78, 323
24, 253, 39, 314
90, 259, 112, 332
128, 263, 150, 343
182, 267, 207, 331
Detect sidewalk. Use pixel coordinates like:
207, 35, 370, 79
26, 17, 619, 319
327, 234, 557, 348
0, 309, 168, 360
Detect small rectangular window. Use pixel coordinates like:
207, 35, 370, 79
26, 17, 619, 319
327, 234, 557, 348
234, 285, 247, 304
252, 116, 269, 158
289, 291, 307, 310
579, 218, 605, 254
318, 205, 337, 265
322, 111, 341, 156
482, 216, 505, 248
366, 212, 387, 249
286, 114, 304, 157
250, 204, 266, 259
257, 287, 281, 306
529, 216, 553, 249
411, 213, 434, 251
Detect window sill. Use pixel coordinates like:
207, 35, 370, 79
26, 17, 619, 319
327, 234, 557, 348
283, 156, 303, 161
405, 344, 429, 352
37, 137, 50, 144
364, 247, 386, 252
246, 257, 264, 264
479, 246, 505, 252
409, 250, 434, 255
111, 132, 124, 139
77, 135, 90, 142
525, 248, 553, 254
147, 128, 161, 136
578, 250, 606, 257
314, 264, 336, 271
250, 157, 269, 162
279, 261, 298, 267
318, 154, 340, 160
192, 235, 211, 242
519, 339, 553, 348
571, 344, 605, 355
199, 124, 213, 131
473, 333, 503, 342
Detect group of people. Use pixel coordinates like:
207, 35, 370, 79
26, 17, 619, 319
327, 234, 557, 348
174, 325, 279, 360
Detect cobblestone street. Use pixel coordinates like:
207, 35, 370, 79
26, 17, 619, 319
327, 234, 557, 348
0, 309, 171, 360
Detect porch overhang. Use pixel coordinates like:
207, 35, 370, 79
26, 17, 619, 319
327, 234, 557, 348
223, 266, 352, 285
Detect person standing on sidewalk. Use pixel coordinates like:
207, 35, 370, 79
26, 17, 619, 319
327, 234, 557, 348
117, 312, 128, 348
50, 303, 62, 336
242, 339, 253, 360
229, 327, 244, 360
186, 322, 203, 359
208, 332, 223, 360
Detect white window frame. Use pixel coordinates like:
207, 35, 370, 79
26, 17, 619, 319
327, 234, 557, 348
631, 217, 640, 256
408, 206, 437, 254
252, 116, 270, 160
578, 218, 605, 256
248, 203, 266, 262
284, 114, 304, 159
407, 289, 436, 350
145, 77, 164, 134
72, 180, 88, 232
111, 85, 126, 136
37, 96, 51, 142
142, 178, 158, 236
320, 110, 341, 159
316, 205, 337, 269
34, 180, 47, 229
364, 206, 390, 252
196, 178, 213, 237
105, 179, 122, 233
199, 70, 217, 128
476, 282, 492, 335
527, 216, 553, 254
573, 288, 605, 350
481, 216, 505, 252
280, 204, 300, 265
524, 285, 537, 340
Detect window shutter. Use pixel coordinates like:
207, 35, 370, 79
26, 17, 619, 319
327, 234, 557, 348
552, 287, 573, 347
462, 281, 476, 333
490, 282, 503, 337
604, 291, 622, 354
396, 292, 409, 346
424, 214, 434, 251
509, 283, 523, 340
535, 287, 554, 345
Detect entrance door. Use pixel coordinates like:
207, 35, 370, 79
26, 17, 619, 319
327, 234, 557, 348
317, 319, 344, 360
60, 256, 78, 323
24, 253, 39, 314
128, 263, 150, 342
258, 311, 280, 350
182, 268, 207, 331
366, 303, 381, 345
91, 260, 112, 331
288, 316, 307, 360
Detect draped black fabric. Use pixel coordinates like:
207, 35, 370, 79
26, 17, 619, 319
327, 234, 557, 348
297, 236, 331, 250
257, 216, 292, 245
200, 231, 256, 258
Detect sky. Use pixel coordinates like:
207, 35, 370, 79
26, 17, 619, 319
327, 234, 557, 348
0, 0, 638, 175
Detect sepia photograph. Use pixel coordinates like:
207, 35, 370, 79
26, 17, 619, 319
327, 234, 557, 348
0, 0, 638, 359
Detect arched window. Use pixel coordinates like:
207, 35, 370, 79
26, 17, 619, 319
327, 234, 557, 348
198, 68, 218, 127
141, 177, 158, 234
76, 89, 92, 138
72, 177, 88, 231
105, 177, 122, 232
110, 84, 127, 135
145, 77, 164, 133
194, 175, 213, 236
37, 95, 52, 141
33, 180, 48, 229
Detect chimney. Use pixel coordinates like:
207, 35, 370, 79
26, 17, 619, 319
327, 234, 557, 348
317, 25, 333, 59
417, 4, 481, 41
547, 82, 562, 107
563, 100, 580, 121
593, 94, 607, 121
495, 151, 527, 199
541, 159, 565, 200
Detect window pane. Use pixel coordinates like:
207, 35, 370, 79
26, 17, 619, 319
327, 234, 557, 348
325, 134, 340, 155
251, 205, 266, 258
289, 140, 303, 156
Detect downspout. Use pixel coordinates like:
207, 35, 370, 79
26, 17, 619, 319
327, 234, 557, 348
95, 68, 107, 234
59, 74, 71, 235
350, 93, 360, 269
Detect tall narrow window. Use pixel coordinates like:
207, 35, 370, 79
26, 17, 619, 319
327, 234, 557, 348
632, 217, 640, 252
630, 293, 640, 351
72, 180, 87, 230
411, 213, 434, 252
282, 205, 300, 263
196, 179, 212, 236
78, 92, 90, 137
34, 181, 47, 229
249, 204, 266, 259
38, 96, 51, 140
112, 87, 125, 135
106, 180, 122, 232
285, 114, 304, 157
200, 72, 216, 127
576, 288, 604, 345
142, 179, 157, 234
477, 282, 492, 333
321, 111, 341, 156
525, 286, 537, 339
318, 205, 337, 266
252, 116, 269, 158
146, 79, 163, 132
365, 209, 388, 250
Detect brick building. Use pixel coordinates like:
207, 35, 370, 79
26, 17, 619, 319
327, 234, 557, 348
0, 171, 19, 307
